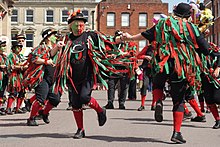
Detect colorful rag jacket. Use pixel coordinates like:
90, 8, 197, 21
22, 44, 51, 89
53, 30, 137, 94
7, 53, 24, 93
151, 16, 207, 91
0, 53, 8, 91
201, 42, 220, 88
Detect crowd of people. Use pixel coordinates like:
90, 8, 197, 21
0, 1, 220, 144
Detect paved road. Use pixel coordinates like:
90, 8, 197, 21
0, 90, 219, 147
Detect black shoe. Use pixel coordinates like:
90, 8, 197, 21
27, 118, 38, 126
191, 115, 206, 122
119, 104, 125, 109
151, 106, 155, 111
137, 106, 145, 111
24, 99, 32, 112
12, 107, 16, 112
212, 120, 220, 129
171, 131, 186, 144
205, 109, 210, 113
15, 108, 25, 114
38, 110, 50, 124
73, 129, 85, 139
154, 100, 163, 122
104, 103, 114, 109
21, 107, 27, 113
35, 114, 43, 120
183, 111, 192, 119
201, 109, 205, 113
66, 106, 72, 110
6, 108, 14, 115
97, 107, 107, 126
0, 110, 6, 115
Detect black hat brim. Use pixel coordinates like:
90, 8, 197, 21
42, 31, 57, 41
0, 41, 6, 45
68, 17, 87, 24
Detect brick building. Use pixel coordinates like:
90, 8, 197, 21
96, 0, 168, 50
204, 0, 220, 46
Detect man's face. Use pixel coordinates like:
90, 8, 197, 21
70, 20, 85, 36
17, 38, 25, 46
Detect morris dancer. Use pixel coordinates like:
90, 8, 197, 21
53, 10, 137, 139
0, 40, 8, 115
122, 3, 210, 143
6, 42, 27, 114
23, 29, 62, 126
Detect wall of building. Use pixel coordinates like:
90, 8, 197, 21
12, 0, 98, 48
96, 0, 168, 50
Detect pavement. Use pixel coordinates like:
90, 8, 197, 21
0, 90, 219, 147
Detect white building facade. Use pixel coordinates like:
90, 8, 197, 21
11, 0, 98, 48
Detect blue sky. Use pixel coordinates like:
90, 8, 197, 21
161, 0, 188, 12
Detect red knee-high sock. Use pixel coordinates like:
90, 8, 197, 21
151, 95, 157, 107
152, 89, 164, 102
16, 98, 22, 111
73, 110, 84, 130
43, 102, 54, 114
88, 97, 103, 113
173, 111, 184, 132
189, 99, 203, 117
141, 95, 146, 106
199, 101, 205, 111
7, 97, 15, 109
30, 101, 42, 118
0, 97, 3, 106
183, 103, 190, 114
208, 104, 220, 120
30, 95, 36, 103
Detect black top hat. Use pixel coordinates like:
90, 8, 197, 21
68, 9, 87, 24
16, 34, 26, 40
0, 40, 6, 45
11, 42, 23, 50
173, 3, 192, 18
42, 29, 57, 41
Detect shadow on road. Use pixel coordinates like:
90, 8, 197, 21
0, 133, 72, 139
87, 135, 174, 144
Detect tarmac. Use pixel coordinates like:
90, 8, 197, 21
0, 90, 219, 147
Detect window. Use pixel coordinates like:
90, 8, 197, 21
139, 13, 147, 27
11, 9, 18, 23
11, 33, 18, 45
82, 10, 88, 22
121, 13, 130, 27
26, 33, 34, 47
46, 10, 54, 23
139, 40, 147, 51
153, 13, 161, 23
26, 9, 33, 22
107, 13, 115, 27
62, 10, 69, 23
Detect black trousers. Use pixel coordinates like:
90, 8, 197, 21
128, 75, 137, 99
68, 79, 93, 109
0, 75, 8, 98
201, 74, 220, 105
153, 71, 186, 112
35, 79, 60, 107
107, 76, 129, 106
140, 69, 151, 96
